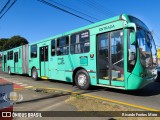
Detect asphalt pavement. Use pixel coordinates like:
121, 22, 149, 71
0, 69, 160, 111
12, 89, 109, 120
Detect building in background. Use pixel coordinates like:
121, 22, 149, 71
157, 48, 160, 65
0, 52, 2, 67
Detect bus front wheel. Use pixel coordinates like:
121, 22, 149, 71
32, 68, 38, 80
75, 69, 90, 90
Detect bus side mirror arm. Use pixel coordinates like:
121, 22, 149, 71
124, 23, 136, 45
130, 32, 136, 45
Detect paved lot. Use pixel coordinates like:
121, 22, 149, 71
0, 70, 114, 120
0, 69, 160, 111
12, 89, 110, 120
13, 89, 75, 111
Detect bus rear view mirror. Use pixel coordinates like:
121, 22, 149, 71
124, 23, 136, 45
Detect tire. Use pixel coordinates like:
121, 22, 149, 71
156, 71, 160, 82
8, 67, 12, 75
32, 68, 38, 80
75, 69, 90, 90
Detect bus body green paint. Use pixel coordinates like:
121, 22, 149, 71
1, 14, 158, 90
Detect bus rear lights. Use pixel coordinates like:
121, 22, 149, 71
87, 70, 94, 72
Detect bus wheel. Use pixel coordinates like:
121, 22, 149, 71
8, 67, 11, 75
75, 69, 90, 90
32, 68, 38, 80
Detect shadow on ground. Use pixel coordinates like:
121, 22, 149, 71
102, 82, 160, 96
1, 70, 160, 97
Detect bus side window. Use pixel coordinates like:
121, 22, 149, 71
31, 45, 37, 58
57, 36, 69, 56
7, 51, 13, 60
128, 30, 136, 72
51, 39, 56, 56
7, 52, 9, 60
15, 52, 18, 62
10, 51, 13, 60
70, 30, 90, 54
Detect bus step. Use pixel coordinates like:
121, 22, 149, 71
40, 76, 48, 80
102, 77, 124, 81
103, 77, 109, 79
96, 84, 125, 89
116, 78, 124, 81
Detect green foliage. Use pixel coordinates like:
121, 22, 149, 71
0, 35, 28, 51
0, 38, 8, 51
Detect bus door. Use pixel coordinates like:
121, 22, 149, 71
14, 52, 18, 73
97, 30, 124, 86
40, 46, 49, 78
4, 55, 6, 71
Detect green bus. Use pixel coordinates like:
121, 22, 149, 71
1, 14, 158, 90
2, 45, 28, 75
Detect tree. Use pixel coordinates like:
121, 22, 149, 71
0, 35, 28, 51
0, 38, 8, 51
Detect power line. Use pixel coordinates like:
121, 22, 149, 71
0, 0, 11, 14
0, 0, 17, 19
154, 32, 160, 41
37, 0, 94, 23
91, 0, 118, 15
152, 31, 160, 48
49, 0, 100, 22
79, 0, 115, 18
57, 0, 104, 20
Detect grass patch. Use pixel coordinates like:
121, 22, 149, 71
65, 95, 160, 119
65, 95, 140, 111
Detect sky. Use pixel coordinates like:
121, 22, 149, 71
0, 0, 160, 47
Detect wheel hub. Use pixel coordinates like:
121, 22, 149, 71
33, 71, 37, 78
78, 74, 87, 86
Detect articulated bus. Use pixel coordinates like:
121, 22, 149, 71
1, 14, 158, 90
2, 45, 28, 75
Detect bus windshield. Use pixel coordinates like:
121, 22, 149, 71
129, 15, 157, 68
137, 28, 157, 68
147, 32, 157, 67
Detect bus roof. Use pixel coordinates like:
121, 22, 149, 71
2, 14, 143, 51
29, 14, 131, 45
2, 45, 22, 53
